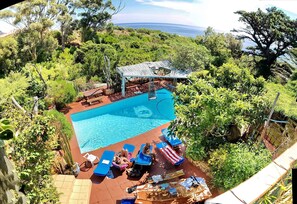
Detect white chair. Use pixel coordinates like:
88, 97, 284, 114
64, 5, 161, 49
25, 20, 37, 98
83, 153, 99, 167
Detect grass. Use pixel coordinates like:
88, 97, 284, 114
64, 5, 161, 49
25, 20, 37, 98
265, 82, 297, 120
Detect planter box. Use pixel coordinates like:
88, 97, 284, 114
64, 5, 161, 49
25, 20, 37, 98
103, 88, 115, 95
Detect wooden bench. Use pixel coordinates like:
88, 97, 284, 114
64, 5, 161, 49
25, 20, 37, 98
87, 96, 103, 105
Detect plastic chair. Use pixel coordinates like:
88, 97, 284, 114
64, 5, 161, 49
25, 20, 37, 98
83, 153, 99, 167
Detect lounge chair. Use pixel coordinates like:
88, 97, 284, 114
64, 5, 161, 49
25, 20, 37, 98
94, 150, 115, 176
87, 96, 103, 105
134, 144, 153, 166
162, 128, 182, 148
156, 142, 184, 166
112, 144, 135, 171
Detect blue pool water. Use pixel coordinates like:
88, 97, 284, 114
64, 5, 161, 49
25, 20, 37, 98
71, 89, 175, 153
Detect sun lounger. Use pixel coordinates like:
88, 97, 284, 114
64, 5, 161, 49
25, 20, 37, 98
87, 96, 103, 105
94, 150, 115, 176
134, 144, 153, 166
162, 128, 182, 148
156, 142, 184, 166
113, 144, 135, 171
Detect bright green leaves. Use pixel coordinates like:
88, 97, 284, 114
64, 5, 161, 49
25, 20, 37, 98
209, 143, 271, 190
10, 116, 59, 203
171, 43, 212, 71
174, 62, 268, 160
0, 119, 14, 140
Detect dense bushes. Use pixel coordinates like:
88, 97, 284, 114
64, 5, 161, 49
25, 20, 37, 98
10, 116, 59, 203
208, 143, 271, 190
46, 80, 77, 109
45, 110, 73, 139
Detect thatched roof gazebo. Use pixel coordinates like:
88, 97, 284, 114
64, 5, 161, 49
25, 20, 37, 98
117, 60, 191, 97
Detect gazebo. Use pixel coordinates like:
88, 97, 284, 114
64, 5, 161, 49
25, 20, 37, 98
116, 60, 192, 97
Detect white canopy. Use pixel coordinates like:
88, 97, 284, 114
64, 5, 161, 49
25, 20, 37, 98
117, 60, 191, 96
117, 60, 191, 79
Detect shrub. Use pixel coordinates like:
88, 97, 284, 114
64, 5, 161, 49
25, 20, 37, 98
45, 110, 73, 139
208, 143, 271, 190
46, 80, 77, 109
130, 41, 140, 49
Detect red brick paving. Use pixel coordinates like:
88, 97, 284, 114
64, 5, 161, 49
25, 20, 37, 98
64, 87, 219, 204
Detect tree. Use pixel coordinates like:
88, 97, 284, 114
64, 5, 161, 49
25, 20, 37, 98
56, 0, 76, 50
75, 41, 118, 81
233, 7, 297, 78
173, 62, 268, 160
77, 0, 122, 41
46, 80, 77, 109
0, 0, 59, 62
196, 27, 242, 66
0, 37, 21, 76
171, 43, 212, 71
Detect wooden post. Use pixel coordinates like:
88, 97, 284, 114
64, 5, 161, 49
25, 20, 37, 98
121, 75, 126, 97
259, 92, 280, 144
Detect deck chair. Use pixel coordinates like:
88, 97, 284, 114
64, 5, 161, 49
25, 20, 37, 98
94, 150, 115, 176
156, 142, 184, 166
112, 144, 135, 171
134, 144, 153, 166
162, 128, 182, 148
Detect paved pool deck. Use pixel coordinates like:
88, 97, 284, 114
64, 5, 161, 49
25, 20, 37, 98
64, 87, 219, 203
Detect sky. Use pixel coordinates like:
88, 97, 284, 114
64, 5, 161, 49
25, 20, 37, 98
112, 0, 297, 31
1, 0, 297, 33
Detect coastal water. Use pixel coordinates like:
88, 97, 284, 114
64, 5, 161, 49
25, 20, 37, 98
116, 22, 253, 48
116, 23, 205, 38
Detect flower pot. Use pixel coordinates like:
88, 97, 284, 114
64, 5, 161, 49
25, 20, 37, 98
103, 88, 115, 95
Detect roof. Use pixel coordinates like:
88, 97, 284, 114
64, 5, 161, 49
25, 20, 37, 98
117, 60, 191, 79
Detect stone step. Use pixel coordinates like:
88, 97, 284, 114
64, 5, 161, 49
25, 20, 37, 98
53, 175, 92, 204
69, 179, 92, 204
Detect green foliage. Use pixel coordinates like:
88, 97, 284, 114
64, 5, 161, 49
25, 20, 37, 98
77, 0, 117, 41
174, 62, 268, 160
265, 82, 297, 120
171, 43, 212, 71
209, 143, 271, 190
0, 119, 14, 140
0, 72, 30, 108
75, 41, 118, 84
0, 37, 21, 76
234, 7, 297, 78
46, 80, 77, 109
10, 116, 59, 203
0, 0, 59, 63
196, 27, 241, 66
45, 110, 73, 140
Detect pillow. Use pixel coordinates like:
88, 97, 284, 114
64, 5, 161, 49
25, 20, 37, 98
102, 159, 110, 165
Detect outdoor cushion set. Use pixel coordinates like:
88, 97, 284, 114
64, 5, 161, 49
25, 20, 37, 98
92, 128, 184, 177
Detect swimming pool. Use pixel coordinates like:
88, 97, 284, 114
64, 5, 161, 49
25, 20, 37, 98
71, 89, 175, 153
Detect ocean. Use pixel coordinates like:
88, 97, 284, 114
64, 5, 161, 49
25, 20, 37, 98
116, 23, 205, 38
116, 22, 253, 49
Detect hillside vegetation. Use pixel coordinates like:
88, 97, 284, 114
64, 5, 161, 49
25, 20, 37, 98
0, 1, 296, 202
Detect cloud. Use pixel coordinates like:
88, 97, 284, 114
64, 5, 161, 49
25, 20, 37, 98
134, 0, 297, 31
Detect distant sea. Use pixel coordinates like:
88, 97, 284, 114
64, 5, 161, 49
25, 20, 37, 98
116, 23, 205, 38
116, 22, 253, 49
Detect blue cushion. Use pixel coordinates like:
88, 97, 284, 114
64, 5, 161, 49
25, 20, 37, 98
123, 144, 135, 153
94, 150, 115, 176
162, 128, 182, 147
134, 144, 153, 166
